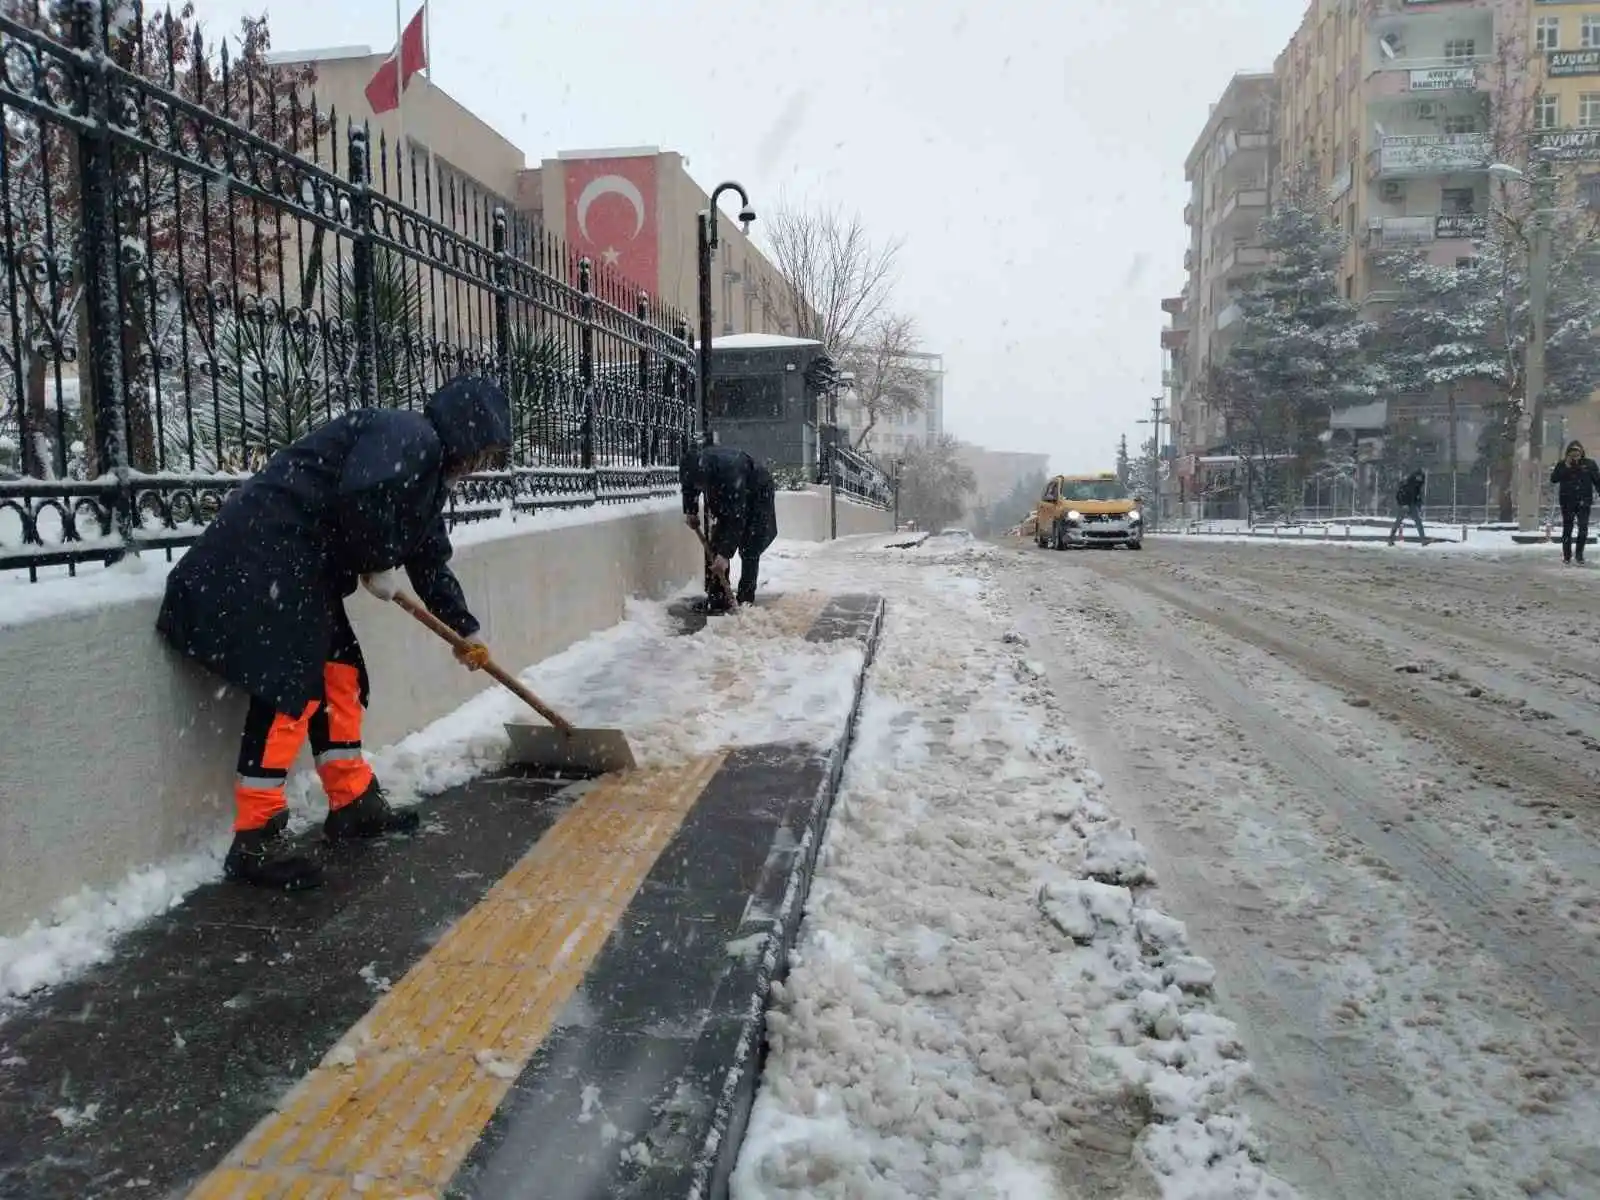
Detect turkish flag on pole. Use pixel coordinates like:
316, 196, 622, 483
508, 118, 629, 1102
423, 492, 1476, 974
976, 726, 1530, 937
365, 4, 427, 115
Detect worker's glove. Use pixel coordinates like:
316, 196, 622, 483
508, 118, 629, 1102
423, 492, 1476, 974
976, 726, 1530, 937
454, 635, 490, 672
361, 569, 404, 601
685, 511, 700, 529
711, 554, 731, 577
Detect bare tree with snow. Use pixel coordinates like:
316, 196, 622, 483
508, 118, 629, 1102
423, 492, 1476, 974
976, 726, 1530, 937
761, 203, 903, 354
841, 313, 925, 451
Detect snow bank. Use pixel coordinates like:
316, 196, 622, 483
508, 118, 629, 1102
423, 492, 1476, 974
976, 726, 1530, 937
732, 538, 1296, 1199
0, 569, 860, 1004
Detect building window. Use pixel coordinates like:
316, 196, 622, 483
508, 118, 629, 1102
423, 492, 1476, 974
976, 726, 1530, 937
1584, 15, 1600, 48
1443, 38, 1476, 63
1537, 17, 1561, 52
1345, 274, 1354, 299
1535, 93, 1561, 131
1443, 115, 1478, 135
1441, 187, 1475, 215
1581, 175, 1600, 209
1582, 92, 1600, 127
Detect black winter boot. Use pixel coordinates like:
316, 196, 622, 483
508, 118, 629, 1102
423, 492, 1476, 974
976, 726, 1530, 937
224, 812, 324, 891
324, 780, 421, 840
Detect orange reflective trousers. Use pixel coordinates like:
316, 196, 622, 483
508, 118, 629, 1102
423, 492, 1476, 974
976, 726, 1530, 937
234, 662, 374, 833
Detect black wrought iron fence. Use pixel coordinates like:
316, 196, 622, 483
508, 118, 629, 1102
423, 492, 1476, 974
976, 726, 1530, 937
0, 0, 698, 578
825, 442, 893, 510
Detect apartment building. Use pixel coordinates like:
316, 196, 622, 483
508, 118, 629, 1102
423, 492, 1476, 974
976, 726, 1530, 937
1324, 1, 1523, 305
954, 443, 1053, 526
1168, 72, 1276, 506
1528, 3, 1600, 196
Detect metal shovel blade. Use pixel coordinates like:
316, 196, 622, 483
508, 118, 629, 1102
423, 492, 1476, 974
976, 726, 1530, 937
504, 722, 638, 775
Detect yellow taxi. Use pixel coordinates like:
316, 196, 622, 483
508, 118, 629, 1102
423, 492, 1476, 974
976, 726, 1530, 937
1033, 472, 1144, 551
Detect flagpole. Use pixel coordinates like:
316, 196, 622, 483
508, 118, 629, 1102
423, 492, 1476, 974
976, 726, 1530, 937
393, 0, 405, 180
422, 0, 436, 205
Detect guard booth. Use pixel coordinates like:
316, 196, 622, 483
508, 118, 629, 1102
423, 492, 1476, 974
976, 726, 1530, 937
707, 334, 831, 475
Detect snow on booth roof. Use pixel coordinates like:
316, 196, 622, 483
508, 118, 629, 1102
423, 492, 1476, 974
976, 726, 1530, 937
711, 333, 823, 350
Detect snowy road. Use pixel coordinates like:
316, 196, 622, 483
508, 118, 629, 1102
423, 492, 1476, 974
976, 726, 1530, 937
1005, 537, 1600, 1199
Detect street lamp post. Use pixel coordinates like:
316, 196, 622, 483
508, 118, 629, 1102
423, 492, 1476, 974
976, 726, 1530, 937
1490, 161, 1557, 531
1137, 397, 1168, 531
696, 182, 756, 447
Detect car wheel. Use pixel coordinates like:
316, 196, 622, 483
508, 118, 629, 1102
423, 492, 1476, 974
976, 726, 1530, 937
1127, 538, 1144, 551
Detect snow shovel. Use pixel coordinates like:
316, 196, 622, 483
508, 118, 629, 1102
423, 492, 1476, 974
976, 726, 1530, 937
389, 591, 637, 775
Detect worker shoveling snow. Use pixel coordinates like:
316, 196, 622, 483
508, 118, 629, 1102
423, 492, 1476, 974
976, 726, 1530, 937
731, 536, 1296, 1200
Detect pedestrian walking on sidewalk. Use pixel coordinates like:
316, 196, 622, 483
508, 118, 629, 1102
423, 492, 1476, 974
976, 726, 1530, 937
1388, 469, 1427, 546
1550, 440, 1600, 565
681, 444, 778, 613
156, 377, 512, 891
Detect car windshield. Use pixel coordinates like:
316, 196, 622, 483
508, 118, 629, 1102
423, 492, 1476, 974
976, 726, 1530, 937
1059, 480, 1129, 502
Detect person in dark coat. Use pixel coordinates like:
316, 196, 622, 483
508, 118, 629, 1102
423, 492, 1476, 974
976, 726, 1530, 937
1388, 469, 1427, 546
156, 376, 512, 890
1550, 439, 1600, 565
681, 444, 778, 612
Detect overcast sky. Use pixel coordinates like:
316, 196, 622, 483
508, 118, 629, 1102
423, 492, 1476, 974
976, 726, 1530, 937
199, 0, 1302, 473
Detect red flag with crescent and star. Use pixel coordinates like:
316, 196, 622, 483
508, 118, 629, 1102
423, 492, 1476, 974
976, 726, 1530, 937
563, 155, 659, 295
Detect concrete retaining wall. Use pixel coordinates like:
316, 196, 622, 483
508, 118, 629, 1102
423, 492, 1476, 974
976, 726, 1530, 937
774, 486, 894, 541
0, 506, 701, 936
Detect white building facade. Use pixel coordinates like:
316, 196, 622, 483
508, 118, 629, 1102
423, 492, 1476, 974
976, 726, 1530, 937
836, 350, 945, 461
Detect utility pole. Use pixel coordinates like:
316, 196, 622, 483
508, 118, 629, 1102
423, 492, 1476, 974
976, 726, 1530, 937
1137, 396, 1168, 530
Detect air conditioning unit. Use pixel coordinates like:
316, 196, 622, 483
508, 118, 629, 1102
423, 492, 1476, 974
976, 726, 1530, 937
1380, 180, 1404, 203
1414, 102, 1440, 121
1367, 215, 1385, 231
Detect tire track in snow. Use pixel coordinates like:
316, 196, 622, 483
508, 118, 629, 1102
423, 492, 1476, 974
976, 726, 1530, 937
1078, 557, 1600, 1045
1005, 588, 1412, 1200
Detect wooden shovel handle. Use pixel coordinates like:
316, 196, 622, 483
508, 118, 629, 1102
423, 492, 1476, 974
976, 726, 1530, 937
693, 513, 733, 592
390, 590, 574, 735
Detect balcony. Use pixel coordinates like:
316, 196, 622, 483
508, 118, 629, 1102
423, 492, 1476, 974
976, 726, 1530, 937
1367, 212, 1486, 252
1184, 201, 1195, 226
1217, 244, 1269, 276
1366, 57, 1489, 100
1216, 186, 1268, 226
1161, 296, 1185, 315
1161, 327, 1189, 350
1217, 130, 1271, 176
1184, 248, 1195, 272
1374, 132, 1491, 178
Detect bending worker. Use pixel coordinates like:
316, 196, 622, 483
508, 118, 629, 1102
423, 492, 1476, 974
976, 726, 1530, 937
681, 443, 778, 613
156, 377, 512, 891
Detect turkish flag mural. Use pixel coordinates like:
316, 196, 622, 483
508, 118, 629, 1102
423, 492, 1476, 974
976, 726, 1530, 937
563, 155, 659, 296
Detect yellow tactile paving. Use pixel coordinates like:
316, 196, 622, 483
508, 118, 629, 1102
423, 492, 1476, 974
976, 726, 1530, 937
186, 752, 726, 1200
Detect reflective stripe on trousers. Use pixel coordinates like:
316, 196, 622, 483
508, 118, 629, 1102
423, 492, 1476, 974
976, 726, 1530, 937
233, 661, 374, 831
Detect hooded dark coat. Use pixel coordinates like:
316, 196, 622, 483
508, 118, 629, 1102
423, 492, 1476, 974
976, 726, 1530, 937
681, 445, 777, 559
1396, 471, 1425, 507
1551, 442, 1600, 511
156, 377, 512, 715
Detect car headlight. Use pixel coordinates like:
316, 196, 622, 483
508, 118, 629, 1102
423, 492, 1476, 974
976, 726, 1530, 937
1128, 510, 1142, 523
1066, 510, 1082, 522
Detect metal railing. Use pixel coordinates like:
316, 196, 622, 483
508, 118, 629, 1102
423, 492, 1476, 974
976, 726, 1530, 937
0, 0, 698, 578
823, 442, 893, 510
